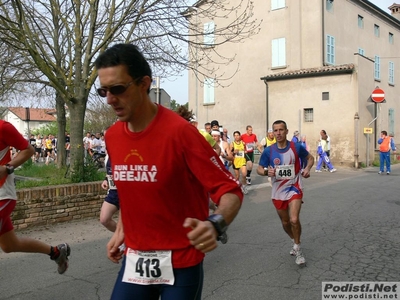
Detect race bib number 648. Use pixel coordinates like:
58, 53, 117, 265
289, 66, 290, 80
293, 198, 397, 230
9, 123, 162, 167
122, 249, 175, 285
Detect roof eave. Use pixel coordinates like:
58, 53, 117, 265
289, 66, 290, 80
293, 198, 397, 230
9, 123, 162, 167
260, 68, 354, 82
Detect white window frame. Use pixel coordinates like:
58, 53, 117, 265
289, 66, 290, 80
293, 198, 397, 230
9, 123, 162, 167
271, 38, 286, 68
203, 22, 215, 47
326, 0, 334, 12
203, 78, 215, 104
389, 32, 394, 44
358, 15, 364, 28
271, 0, 285, 10
374, 24, 380, 37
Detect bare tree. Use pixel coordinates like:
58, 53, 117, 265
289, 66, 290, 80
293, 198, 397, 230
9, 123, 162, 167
0, 42, 53, 107
0, 0, 261, 174
85, 100, 117, 133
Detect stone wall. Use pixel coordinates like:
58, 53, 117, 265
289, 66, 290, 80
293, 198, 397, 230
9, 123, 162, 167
12, 181, 106, 230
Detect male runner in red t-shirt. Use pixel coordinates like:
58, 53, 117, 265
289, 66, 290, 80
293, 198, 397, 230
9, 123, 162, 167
95, 44, 243, 300
241, 125, 260, 185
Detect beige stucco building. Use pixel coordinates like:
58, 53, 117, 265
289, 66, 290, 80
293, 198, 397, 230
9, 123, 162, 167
187, 0, 400, 166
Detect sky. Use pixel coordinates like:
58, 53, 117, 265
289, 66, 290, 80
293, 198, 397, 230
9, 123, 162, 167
161, 0, 396, 105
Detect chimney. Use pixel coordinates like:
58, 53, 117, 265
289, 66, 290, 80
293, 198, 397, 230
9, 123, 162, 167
389, 3, 400, 20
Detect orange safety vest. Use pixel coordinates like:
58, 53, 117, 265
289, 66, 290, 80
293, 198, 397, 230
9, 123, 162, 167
379, 137, 392, 152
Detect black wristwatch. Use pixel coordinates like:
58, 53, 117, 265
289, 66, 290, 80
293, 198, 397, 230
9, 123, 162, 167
5, 164, 14, 174
207, 214, 228, 242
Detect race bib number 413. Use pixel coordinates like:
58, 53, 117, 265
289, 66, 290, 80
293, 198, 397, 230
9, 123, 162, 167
122, 249, 175, 285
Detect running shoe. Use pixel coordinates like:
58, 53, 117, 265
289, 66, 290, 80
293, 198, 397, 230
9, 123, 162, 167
330, 168, 337, 173
295, 249, 306, 265
290, 246, 297, 256
315, 170, 322, 173
246, 177, 251, 185
52, 243, 71, 274
387, 172, 390, 175
378, 171, 382, 174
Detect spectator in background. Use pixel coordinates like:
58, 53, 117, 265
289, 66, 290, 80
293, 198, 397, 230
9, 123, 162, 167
83, 132, 91, 158
315, 142, 336, 173
300, 135, 310, 170
204, 122, 211, 134
222, 128, 231, 144
258, 129, 276, 152
34, 134, 43, 163
378, 130, 396, 175
65, 132, 71, 160
100, 133, 106, 153
320, 130, 331, 171
29, 134, 36, 162
291, 131, 300, 143
189, 116, 221, 155
44, 135, 53, 165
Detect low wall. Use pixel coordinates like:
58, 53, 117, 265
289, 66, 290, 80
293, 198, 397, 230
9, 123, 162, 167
12, 181, 106, 230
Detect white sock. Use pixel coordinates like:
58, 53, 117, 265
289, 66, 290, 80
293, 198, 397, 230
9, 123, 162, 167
293, 243, 300, 250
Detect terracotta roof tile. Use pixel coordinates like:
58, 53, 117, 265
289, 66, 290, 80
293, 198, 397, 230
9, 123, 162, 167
7, 107, 56, 122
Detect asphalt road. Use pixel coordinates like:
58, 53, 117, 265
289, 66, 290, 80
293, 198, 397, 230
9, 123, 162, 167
1, 164, 399, 300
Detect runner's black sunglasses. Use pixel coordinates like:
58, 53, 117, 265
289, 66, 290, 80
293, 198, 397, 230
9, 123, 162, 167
96, 81, 134, 98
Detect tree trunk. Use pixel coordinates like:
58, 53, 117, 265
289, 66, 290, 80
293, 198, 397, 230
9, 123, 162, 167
68, 99, 86, 178
56, 93, 67, 168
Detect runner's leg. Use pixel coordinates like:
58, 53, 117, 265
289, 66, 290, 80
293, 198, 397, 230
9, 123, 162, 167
275, 208, 293, 240
288, 199, 302, 244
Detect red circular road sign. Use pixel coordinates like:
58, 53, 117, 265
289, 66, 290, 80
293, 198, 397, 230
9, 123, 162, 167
371, 88, 385, 103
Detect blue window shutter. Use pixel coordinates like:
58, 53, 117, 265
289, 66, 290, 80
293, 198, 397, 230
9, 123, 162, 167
389, 61, 394, 84
374, 56, 380, 80
326, 35, 335, 64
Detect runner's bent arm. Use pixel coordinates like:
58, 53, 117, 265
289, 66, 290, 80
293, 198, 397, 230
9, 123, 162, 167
301, 153, 314, 178
107, 210, 125, 263
213, 142, 221, 156
184, 192, 241, 253
223, 142, 234, 161
7, 145, 34, 168
1, 145, 34, 178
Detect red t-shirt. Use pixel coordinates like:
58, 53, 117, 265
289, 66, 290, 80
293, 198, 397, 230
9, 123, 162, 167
241, 133, 258, 153
105, 105, 243, 268
0, 120, 29, 194
0, 120, 28, 156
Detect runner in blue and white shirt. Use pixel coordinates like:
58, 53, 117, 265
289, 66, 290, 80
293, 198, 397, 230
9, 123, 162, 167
257, 120, 314, 266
